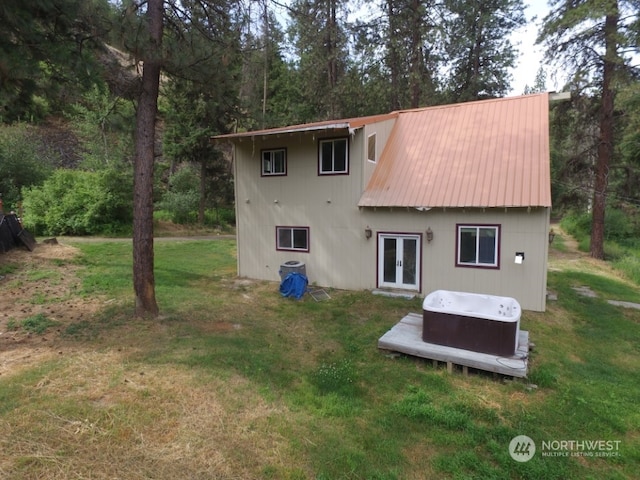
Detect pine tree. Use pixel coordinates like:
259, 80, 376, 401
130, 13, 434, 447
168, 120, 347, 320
288, 0, 351, 120
538, 0, 639, 259
442, 0, 525, 102
0, 0, 115, 121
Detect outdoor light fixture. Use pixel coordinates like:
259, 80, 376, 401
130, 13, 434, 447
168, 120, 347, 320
515, 252, 525, 264
548, 228, 556, 244
426, 227, 434, 243
365, 226, 372, 239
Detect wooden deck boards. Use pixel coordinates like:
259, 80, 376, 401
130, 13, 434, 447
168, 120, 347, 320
378, 313, 530, 378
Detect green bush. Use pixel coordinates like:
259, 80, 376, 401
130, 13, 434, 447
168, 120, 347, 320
157, 165, 235, 228
157, 165, 200, 224
203, 206, 235, 228
561, 207, 640, 249
22, 167, 133, 236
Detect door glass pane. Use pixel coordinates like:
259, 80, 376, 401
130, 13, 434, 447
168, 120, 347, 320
402, 238, 417, 285
383, 238, 397, 283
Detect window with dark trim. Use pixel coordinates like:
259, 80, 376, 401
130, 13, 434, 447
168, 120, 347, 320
456, 225, 500, 268
276, 226, 309, 252
367, 133, 376, 163
319, 138, 348, 174
261, 148, 287, 176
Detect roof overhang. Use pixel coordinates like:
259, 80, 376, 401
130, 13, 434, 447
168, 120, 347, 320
211, 112, 398, 143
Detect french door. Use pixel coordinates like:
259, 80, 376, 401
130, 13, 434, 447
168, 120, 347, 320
378, 234, 421, 290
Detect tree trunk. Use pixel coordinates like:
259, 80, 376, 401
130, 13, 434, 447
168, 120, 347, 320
409, 0, 423, 108
132, 0, 162, 317
590, 4, 618, 260
387, 0, 400, 111
199, 158, 206, 224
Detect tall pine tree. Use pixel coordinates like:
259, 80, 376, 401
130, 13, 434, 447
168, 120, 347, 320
442, 0, 525, 102
538, 0, 639, 259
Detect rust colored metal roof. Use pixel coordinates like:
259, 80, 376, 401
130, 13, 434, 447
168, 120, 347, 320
358, 93, 551, 208
212, 112, 399, 140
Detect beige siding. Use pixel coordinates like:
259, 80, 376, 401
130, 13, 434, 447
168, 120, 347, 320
234, 129, 371, 290
359, 207, 550, 311
233, 128, 549, 312
362, 118, 397, 188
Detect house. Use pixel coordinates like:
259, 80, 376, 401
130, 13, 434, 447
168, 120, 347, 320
213, 93, 553, 311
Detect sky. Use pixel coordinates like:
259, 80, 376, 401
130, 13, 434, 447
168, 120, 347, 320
509, 0, 563, 95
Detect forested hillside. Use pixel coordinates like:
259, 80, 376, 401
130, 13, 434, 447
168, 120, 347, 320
1, 0, 639, 254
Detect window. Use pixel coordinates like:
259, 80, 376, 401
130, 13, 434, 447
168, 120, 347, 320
367, 133, 376, 163
262, 148, 287, 176
319, 138, 348, 174
276, 226, 309, 252
456, 225, 500, 268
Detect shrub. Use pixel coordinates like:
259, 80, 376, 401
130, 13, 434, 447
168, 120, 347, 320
22, 167, 133, 236
561, 207, 638, 248
156, 165, 200, 224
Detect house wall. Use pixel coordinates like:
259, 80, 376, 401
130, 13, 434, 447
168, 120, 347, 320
233, 127, 372, 291
232, 126, 550, 312
362, 118, 397, 188
359, 207, 550, 311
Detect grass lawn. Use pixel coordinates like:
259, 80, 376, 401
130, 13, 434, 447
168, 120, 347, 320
0, 233, 639, 479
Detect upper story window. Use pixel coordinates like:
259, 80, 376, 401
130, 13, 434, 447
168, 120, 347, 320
276, 226, 309, 252
367, 133, 376, 163
319, 138, 348, 175
262, 148, 287, 176
456, 224, 500, 268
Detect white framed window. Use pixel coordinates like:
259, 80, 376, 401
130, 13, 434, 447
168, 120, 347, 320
456, 224, 500, 268
276, 226, 309, 252
318, 138, 348, 174
262, 148, 287, 176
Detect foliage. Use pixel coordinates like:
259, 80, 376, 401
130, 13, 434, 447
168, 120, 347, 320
0, 123, 54, 208
0, 0, 117, 122
538, 0, 639, 258
287, 0, 351, 119
22, 167, 133, 236
67, 84, 136, 169
156, 164, 201, 224
562, 207, 640, 243
442, 0, 526, 102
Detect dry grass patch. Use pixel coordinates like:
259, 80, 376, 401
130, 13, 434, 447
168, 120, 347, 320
1, 348, 301, 479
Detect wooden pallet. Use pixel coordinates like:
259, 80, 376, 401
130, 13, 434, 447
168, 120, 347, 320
378, 313, 530, 378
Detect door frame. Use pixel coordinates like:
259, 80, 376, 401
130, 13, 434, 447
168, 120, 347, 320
376, 232, 422, 291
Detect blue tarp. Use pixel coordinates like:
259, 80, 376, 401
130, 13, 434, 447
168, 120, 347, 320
279, 272, 308, 300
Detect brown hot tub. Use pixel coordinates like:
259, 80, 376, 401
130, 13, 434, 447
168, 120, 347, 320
422, 290, 521, 356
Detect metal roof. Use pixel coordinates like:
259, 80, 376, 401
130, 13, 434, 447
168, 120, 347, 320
358, 93, 551, 208
212, 112, 398, 140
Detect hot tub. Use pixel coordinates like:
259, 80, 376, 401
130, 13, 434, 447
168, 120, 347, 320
422, 290, 521, 356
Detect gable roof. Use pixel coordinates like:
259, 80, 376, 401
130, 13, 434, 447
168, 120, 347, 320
358, 93, 551, 209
